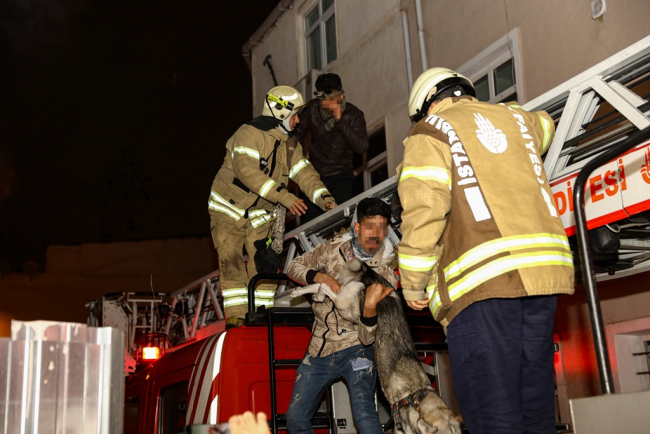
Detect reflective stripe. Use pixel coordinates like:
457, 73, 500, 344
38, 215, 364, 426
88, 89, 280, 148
447, 251, 574, 302
232, 147, 260, 160
249, 209, 267, 217
508, 103, 523, 109
209, 190, 245, 217
444, 233, 570, 281
398, 253, 437, 272
539, 116, 551, 152
399, 166, 451, 189
223, 297, 249, 307
222, 288, 248, 297
259, 179, 276, 198
429, 292, 442, 316
251, 214, 272, 228
289, 159, 311, 179
208, 202, 241, 221
255, 299, 275, 307
312, 188, 328, 203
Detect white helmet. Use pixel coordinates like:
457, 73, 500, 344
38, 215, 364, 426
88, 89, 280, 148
261, 85, 306, 120
408, 67, 475, 123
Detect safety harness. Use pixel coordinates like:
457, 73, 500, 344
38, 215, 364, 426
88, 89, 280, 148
391, 387, 435, 432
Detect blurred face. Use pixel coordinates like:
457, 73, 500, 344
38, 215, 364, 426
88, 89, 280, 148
289, 112, 300, 130
321, 90, 344, 112
354, 215, 388, 254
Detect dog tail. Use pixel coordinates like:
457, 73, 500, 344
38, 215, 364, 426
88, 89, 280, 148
347, 258, 364, 272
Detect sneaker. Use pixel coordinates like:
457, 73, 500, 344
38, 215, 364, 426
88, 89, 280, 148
226, 317, 244, 328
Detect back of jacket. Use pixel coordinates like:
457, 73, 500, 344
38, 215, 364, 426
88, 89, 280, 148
295, 99, 369, 177
397, 96, 575, 329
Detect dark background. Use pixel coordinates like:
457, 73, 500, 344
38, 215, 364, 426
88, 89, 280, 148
0, 0, 277, 270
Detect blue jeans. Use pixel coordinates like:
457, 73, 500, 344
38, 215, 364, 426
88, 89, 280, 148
286, 345, 382, 434
447, 296, 558, 434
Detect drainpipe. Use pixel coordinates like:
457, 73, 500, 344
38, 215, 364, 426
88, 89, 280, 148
414, 0, 428, 72
401, 10, 414, 90
241, 0, 295, 70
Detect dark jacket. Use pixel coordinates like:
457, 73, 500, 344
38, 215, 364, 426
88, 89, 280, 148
295, 98, 369, 178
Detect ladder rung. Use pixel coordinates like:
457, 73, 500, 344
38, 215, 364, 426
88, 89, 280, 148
274, 359, 301, 367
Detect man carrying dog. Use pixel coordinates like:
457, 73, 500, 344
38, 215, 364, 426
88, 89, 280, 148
398, 67, 575, 434
285, 197, 397, 434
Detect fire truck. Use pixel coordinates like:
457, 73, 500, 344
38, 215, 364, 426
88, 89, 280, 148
86, 36, 650, 434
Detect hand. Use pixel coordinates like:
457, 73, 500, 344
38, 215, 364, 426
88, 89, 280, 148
227, 411, 270, 434
333, 105, 343, 121
288, 198, 308, 215
325, 202, 336, 210
406, 298, 430, 311
314, 272, 341, 294
363, 283, 394, 317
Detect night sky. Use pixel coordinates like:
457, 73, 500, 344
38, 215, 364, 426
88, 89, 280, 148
0, 0, 277, 270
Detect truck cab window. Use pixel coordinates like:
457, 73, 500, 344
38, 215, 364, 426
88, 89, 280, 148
159, 381, 189, 434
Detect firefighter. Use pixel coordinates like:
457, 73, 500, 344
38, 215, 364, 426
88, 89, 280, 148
208, 85, 336, 327
398, 68, 575, 434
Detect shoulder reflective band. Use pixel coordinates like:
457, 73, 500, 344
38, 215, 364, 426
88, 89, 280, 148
232, 147, 260, 160
399, 166, 451, 189
443, 233, 570, 281
289, 159, 311, 179
312, 187, 328, 203
208, 190, 245, 220
539, 115, 552, 153
398, 253, 437, 272
259, 179, 277, 198
447, 250, 574, 302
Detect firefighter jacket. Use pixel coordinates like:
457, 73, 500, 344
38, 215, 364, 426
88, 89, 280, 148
208, 118, 336, 232
294, 99, 369, 177
397, 96, 575, 329
286, 233, 398, 357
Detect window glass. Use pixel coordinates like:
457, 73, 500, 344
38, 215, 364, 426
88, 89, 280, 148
494, 59, 514, 95
474, 75, 489, 102
306, 30, 322, 71
305, 6, 320, 30
159, 381, 188, 434
325, 15, 337, 64
124, 397, 139, 434
322, 0, 334, 12
367, 127, 386, 161
501, 92, 518, 104
370, 163, 389, 187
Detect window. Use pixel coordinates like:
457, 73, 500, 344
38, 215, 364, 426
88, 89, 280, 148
159, 381, 188, 434
457, 28, 523, 104
124, 397, 139, 434
304, 0, 337, 71
353, 127, 388, 196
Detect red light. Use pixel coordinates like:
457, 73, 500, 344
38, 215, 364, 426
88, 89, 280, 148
142, 347, 160, 361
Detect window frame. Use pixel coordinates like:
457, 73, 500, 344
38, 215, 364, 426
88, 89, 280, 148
303, 0, 337, 72
456, 28, 524, 104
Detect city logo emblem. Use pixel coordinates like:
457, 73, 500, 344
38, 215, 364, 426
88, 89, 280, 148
474, 113, 508, 154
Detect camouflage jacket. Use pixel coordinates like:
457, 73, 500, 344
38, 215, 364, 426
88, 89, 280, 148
287, 233, 398, 357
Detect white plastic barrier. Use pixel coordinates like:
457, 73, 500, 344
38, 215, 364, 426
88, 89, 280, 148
0, 320, 124, 434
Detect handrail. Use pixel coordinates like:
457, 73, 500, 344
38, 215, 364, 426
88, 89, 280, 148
573, 125, 650, 395
247, 273, 289, 313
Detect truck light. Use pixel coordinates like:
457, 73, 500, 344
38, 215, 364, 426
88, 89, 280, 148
142, 347, 161, 361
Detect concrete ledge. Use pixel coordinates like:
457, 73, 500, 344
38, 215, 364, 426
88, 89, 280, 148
571, 390, 650, 433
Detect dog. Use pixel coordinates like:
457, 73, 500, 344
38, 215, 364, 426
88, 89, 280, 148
291, 259, 461, 434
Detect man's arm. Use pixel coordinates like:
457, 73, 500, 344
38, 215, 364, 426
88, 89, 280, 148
335, 110, 369, 154
288, 140, 337, 211
398, 134, 452, 308
230, 126, 299, 209
286, 241, 340, 292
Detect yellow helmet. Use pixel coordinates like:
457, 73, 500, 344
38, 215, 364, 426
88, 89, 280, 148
408, 67, 475, 123
261, 85, 306, 120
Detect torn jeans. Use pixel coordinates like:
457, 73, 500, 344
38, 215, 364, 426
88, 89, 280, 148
286, 344, 382, 434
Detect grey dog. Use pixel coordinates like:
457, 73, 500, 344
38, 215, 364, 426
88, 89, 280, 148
291, 259, 461, 434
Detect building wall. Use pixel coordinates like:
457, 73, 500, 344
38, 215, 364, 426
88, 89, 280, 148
0, 238, 217, 336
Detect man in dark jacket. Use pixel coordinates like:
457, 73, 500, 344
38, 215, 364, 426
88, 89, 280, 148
294, 73, 369, 222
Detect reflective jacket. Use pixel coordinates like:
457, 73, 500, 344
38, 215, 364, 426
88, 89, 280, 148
397, 96, 575, 329
286, 234, 398, 357
294, 99, 369, 177
208, 118, 336, 232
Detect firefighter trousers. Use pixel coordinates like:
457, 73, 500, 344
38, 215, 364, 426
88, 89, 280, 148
211, 216, 277, 319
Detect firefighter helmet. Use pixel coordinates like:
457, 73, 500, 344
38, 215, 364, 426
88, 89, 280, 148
262, 85, 306, 120
408, 67, 476, 123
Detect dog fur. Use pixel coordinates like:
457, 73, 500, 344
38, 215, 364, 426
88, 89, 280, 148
291, 259, 461, 434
